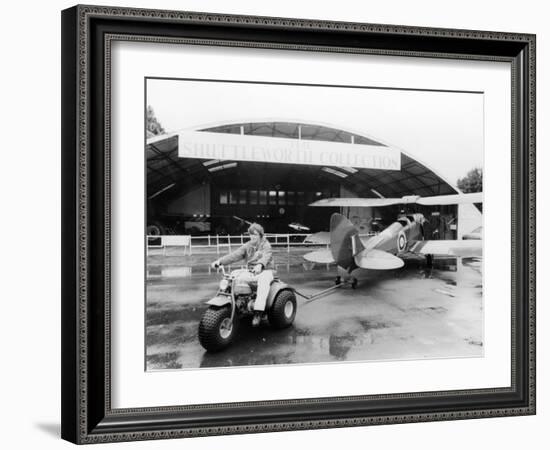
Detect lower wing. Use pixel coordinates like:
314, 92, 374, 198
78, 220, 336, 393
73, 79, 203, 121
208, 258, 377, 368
354, 249, 404, 270
304, 231, 330, 245
303, 247, 404, 270
303, 248, 335, 263
408, 239, 482, 258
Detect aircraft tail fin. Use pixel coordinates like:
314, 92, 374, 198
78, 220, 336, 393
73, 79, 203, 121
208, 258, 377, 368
330, 213, 364, 269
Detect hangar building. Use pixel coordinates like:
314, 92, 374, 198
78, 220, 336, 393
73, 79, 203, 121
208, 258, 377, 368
146, 121, 481, 240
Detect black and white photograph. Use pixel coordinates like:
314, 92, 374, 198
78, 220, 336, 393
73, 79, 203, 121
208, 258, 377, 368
55, 3, 537, 445
145, 78, 484, 371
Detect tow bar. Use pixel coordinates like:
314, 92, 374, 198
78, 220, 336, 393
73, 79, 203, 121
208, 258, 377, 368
293, 282, 345, 305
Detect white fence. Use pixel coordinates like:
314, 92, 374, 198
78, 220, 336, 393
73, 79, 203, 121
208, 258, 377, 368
147, 233, 328, 255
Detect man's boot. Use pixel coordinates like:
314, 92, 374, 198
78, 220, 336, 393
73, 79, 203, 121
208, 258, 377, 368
252, 312, 262, 327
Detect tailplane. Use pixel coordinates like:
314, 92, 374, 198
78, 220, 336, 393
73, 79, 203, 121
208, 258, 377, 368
354, 249, 404, 270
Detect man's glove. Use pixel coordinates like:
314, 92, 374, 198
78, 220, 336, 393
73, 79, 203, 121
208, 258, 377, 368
211, 260, 220, 269
252, 264, 263, 275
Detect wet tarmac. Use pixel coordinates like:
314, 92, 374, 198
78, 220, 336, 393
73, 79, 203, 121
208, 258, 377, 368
146, 246, 483, 370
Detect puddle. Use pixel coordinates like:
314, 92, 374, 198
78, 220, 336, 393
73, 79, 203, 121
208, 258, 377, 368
145, 248, 483, 370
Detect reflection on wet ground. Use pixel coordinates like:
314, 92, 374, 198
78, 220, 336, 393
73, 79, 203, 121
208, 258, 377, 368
146, 247, 483, 370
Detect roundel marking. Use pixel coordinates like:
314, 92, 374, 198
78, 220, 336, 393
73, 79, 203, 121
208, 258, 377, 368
397, 232, 407, 252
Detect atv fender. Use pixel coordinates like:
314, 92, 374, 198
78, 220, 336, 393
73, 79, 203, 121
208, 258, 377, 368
266, 281, 294, 309
206, 295, 232, 307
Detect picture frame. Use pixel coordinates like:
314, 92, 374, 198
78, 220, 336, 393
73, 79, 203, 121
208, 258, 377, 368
61, 4, 536, 444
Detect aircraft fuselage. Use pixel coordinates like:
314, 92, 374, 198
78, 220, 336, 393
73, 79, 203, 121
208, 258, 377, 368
362, 214, 424, 256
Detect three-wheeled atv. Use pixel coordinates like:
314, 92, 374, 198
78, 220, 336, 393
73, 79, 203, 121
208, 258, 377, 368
198, 266, 297, 352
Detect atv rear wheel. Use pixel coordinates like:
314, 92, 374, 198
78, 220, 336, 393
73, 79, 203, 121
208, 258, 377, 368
268, 290, 297, 329
198, 306, 235, 352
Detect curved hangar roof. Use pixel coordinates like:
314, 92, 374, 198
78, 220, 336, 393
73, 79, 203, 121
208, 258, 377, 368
146, 121, 459, 200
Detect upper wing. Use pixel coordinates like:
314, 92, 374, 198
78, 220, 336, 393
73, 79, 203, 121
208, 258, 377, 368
309, 198, 403, 207
409, 239, 482, 257
309, 192, 483, 208
416, 192, 483, 205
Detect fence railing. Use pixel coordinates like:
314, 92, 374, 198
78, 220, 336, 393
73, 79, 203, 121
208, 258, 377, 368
147, 233, 334, 255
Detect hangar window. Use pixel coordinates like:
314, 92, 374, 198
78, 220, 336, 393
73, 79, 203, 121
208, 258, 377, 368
239, 190, 247, 205
355, 135, 385, 146
278, 191, 286, 205
259, 190, 267, 205
229, 191, 238, 205
297, 192, 305, 205
322, 167, 348, 178
250, 190, 258, 205
206, 125, 241, 135
269, 191, 277, 204
219, 192, 228, 205
287, 191, 295, 205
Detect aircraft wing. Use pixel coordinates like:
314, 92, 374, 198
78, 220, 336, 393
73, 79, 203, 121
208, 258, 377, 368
309, 192, 483, 208
408, 239, 482, 257
309, 198, 404, 207
416, 192, 483, 205
303, 248, 335, 264
354, 249, 404, 270
303, 231, 330, 245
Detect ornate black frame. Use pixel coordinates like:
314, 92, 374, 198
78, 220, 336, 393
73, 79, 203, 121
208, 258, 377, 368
61, 4, 536, 444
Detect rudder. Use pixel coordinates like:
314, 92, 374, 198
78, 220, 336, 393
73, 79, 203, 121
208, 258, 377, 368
330, 213, 364, 270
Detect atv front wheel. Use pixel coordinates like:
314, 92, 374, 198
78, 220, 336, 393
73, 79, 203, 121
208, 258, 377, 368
198, 306, 235, 352
268, 290, 297, 329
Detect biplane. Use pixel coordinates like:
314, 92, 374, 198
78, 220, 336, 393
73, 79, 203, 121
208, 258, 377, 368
303, 192, 483, 287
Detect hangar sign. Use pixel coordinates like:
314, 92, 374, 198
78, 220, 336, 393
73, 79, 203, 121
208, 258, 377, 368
178, 131, 400, 170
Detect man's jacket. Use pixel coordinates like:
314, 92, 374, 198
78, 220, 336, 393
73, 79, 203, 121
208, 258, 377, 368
218, 237, 274, 269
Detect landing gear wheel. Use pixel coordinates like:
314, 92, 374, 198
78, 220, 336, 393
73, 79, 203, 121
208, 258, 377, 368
198, 306, 235, 352
335, 276, 342, 286
268, 290, 297, 329
146, 222, 165, 236
351, 278, 358, 289
426, 254, 433, 268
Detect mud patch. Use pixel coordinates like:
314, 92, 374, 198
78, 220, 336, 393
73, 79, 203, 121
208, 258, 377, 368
146, 305, 204, 326
358, 319, 392, 331
147, 351, 182, 370
425, 306, 447, 313
146, 322, 197, 347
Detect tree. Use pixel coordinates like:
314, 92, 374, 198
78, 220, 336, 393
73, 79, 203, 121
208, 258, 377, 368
146, 106, 165, 137
457, 167, 482, 212
457, 167, 483, 193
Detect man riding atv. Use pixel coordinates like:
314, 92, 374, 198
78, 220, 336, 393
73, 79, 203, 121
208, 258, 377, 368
211, 223, 274, 327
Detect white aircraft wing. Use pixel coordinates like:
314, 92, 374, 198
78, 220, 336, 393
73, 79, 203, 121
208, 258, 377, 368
354, 249, 404, 270
416, 192, 483, 205
309, 198, 403, 207
310, 192, 483, 208
303, 248, 335, 264
303, 231, 330, 245
408, 239, 482, 257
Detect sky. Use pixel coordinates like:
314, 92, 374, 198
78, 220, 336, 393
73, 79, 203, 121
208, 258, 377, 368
146, 78, 484, 185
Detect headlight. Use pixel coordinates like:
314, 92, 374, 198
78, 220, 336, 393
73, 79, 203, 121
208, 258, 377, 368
219, 279, 229, 291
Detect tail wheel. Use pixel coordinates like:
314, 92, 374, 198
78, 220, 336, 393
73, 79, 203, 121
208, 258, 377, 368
198, 306, 235, 352
268, 290, 297, 329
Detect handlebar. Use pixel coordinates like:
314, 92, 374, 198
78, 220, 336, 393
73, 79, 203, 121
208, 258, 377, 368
215, 264, 226, 276
214, 264, 260, 276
